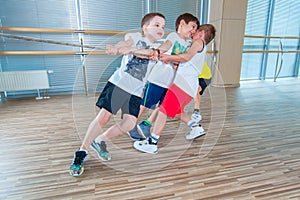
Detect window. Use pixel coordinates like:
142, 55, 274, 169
242, 0, 300, 80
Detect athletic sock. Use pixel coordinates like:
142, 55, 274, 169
194, 109, 200, 113
149, 133, 159, 144
144, 119, 152, 126
78, 149, 88, 154
94, 135, 104, 144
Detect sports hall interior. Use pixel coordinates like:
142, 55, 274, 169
0, 0, 299, 199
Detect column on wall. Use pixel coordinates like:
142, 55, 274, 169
209, 0, 248, 87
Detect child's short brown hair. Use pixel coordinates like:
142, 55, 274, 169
198, 24, 216, 44
175, 13, 200, 31
141, 12, 165, 28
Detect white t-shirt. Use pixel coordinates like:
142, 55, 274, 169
108, 32, 159, 97
173, 45, 207, 97
147, 32, 191, 88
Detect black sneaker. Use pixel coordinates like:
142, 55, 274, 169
69, 150, 88, 176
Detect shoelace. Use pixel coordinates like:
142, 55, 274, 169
191, 123, 202, 128
100, 141, 108, 153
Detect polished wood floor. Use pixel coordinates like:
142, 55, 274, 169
1, 78, 300, 200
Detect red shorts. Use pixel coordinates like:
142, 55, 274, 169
159, 84, 193, 118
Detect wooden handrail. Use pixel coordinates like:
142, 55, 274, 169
0, 51, 78, 56
244, 35, 300, 39
2, 28, 299, 39
0, 50, 217, 56
0, 27, 125, 35
243, 50, 300, 53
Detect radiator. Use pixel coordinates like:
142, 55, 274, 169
0, 70, 51, 99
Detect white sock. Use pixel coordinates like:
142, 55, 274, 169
150, 133, 160, 144
94, 135, 104, 143
78, 149, 88, 154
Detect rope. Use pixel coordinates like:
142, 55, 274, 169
0, 33, 153, 58
0, 33, 104, 50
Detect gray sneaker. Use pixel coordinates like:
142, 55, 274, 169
91, 141, 111, 161
137, 121, 151, 138
127, 125, 145, 141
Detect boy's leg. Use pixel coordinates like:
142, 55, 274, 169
81, 108, 112, 150
127, 105, 148, 141
175, 112, 205, 140
69, 108, 112, 176
92, 114, 137, 161
128, 83, 166, 141
93, 92, 140, 160
70, 81, 128, 176
135, 107, 159, 139
192, 78, 207, 122
133, 110, 167, 154
137, 105, 147, 119
101, 114, 137, 140
147, 106, 159, 124
193, 85, 202, 112
133, 84, 180, 154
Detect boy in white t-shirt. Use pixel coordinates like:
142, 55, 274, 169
69, 13, 165, 176
133, 24, 216, 154
127, 13, 199, 141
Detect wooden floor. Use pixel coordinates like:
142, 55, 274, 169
1, 78, 300, 200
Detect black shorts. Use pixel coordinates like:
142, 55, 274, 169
198, 78, 211, 95
96, 82, 142, 118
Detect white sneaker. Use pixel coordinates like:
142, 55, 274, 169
186, 125, 206, 140
191, 111, 202, 123
133, 137, 158, 154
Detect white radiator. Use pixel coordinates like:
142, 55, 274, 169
0, 70, 51, 99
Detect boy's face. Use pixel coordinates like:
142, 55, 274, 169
179, 20, 198, 39
192, 30, 204, 41
143, 16, 165, 42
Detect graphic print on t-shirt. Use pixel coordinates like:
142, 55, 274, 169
171, 41, 188, 55
124, 40, 150, 81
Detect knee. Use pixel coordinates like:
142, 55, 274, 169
95, 110, 111, 127
119, 116, 137, 132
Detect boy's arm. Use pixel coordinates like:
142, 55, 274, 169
106, 36, 173, 59
159, 39, 204, 63
106, 36, 134, 55
156, 39, 173, 53
129, 39, 173, 59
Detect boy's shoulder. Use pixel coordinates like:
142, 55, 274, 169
166, 32, 178, 38
125, 32, 142, 40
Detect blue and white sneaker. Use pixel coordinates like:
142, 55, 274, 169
186, 124, 205, 140
127, 125, 145, 141
191, 111, 202, 123
133, 137, 158, 154
137, 121, 151, 138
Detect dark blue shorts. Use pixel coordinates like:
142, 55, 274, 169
96, 82, 142, 118
141, 82, 168, 109
198, 78, 211, 95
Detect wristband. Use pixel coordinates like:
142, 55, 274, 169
155, 48, 161, 59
